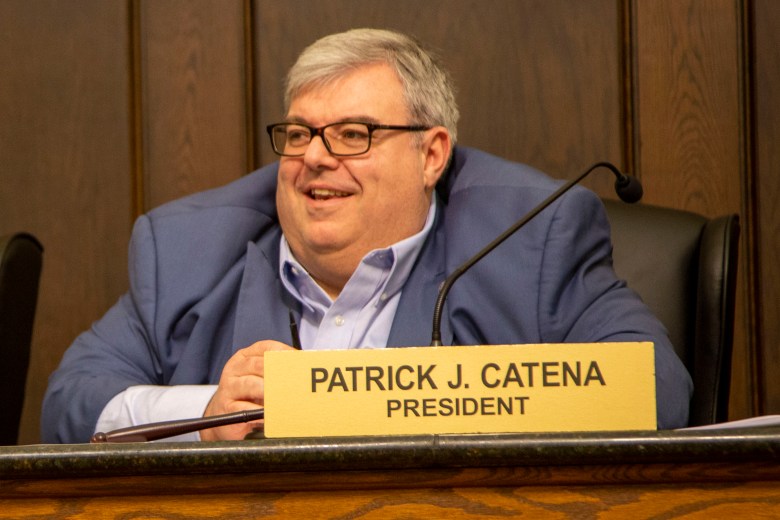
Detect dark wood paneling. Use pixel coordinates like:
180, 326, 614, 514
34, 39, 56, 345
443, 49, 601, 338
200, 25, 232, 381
632, 0, 752, 419
633, 0, 743, 212
754, 0, 780, 413
254, 0, 622, 192
0, 0, 133, 443
139, 0, 249, 210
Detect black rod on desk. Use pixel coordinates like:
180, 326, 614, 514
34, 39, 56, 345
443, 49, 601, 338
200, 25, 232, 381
90, 408, 265, 443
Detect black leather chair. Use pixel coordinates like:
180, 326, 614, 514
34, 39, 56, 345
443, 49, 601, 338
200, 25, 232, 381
0, 233, 43, 444
603, 200, 739, 426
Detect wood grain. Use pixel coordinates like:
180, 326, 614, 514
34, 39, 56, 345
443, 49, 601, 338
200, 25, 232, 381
139, 0, 249, 210
632, 0, 753, 421
633, 0, 743, 213
1, 486, 779, 520
753, 1, 780, 413
1, 463, 779, 518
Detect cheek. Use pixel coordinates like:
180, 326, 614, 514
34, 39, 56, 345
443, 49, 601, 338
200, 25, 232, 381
277, 161, 298, 186
277, 162, 303, 198
275, 169, 300, 226
369, 174, 428, 221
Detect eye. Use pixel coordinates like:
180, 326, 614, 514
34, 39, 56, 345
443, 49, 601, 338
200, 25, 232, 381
286, 127, 311, 145
335, 124, 370, 143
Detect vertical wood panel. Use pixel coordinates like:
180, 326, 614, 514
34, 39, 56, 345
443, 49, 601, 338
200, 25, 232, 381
632, 0, 752, 419
254, 0, 622, 192
753, 0, 780, 413
139, 0, 248, 210
634, 0, 743, 212
0, 0, 133, 443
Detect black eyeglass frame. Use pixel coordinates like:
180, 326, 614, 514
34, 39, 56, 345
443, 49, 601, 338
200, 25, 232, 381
266, 121, 431, 157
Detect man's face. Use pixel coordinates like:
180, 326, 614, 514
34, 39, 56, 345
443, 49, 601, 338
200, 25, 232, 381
276, 63, 448, 292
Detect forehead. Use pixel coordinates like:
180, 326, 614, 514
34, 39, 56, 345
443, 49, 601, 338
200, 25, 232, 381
286, 63, 410, 124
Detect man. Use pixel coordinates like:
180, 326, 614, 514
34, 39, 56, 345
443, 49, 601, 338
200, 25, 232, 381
42, 28, 692, 443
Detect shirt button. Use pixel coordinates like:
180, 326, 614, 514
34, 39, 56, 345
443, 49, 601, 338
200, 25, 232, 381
334, 315, 345, 326
380, 293, 389, 301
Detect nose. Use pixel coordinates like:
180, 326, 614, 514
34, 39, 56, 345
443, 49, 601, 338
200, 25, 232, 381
303, 134, 339, 170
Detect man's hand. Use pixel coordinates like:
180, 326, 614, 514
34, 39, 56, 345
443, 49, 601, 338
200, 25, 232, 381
200, 339, 294, 441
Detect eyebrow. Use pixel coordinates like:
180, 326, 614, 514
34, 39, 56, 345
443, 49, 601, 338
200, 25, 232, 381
283, 115, 382, 126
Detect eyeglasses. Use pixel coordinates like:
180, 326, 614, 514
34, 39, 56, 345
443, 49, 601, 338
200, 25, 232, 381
266, 121, 431, 157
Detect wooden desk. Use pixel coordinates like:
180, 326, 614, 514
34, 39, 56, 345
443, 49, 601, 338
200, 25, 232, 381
1, 428, 779, 518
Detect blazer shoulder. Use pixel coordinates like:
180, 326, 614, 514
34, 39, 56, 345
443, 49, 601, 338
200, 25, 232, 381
441, 146, 559, 196
131, 162, 281, 288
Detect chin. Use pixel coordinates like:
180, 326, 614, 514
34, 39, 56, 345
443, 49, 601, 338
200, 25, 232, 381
303, 231, 351, 254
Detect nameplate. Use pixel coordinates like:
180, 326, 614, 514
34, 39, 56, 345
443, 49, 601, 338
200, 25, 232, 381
263, 342, 656, 438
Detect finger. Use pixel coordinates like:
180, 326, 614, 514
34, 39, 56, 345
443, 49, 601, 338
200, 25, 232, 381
220, 373, 265, 405
222, 353, 266, 379
225, 340, 296, 378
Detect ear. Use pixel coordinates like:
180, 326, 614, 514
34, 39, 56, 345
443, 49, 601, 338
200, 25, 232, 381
420, 127, 452, 191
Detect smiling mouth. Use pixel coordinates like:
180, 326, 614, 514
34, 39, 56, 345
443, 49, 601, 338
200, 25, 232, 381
310, 188, 350, 201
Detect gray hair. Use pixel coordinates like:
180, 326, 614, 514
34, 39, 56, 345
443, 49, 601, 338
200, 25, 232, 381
285, 28, 459, 144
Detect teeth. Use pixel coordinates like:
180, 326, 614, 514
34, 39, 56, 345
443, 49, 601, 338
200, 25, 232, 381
310, 188, 349, 200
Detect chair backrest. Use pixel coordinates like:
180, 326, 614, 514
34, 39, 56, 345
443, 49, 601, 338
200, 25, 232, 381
603, 200, 739, 426
0, 232, 43, 444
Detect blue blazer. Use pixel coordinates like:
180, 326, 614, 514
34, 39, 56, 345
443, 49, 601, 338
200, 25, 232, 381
42, 146, 692, 442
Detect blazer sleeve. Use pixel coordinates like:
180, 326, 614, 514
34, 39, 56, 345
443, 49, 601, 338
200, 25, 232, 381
41, 215, 164, 443
537, 188, 693, 428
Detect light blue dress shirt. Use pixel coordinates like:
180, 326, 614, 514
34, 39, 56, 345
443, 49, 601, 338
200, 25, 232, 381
279, 197, 437, 350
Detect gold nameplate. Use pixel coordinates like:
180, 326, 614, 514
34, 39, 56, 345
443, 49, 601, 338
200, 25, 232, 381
263, 342, 656, 438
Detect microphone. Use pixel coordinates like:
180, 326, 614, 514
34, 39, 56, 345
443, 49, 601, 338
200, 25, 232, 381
90, 408, 265, 443
430, 161, 642, 346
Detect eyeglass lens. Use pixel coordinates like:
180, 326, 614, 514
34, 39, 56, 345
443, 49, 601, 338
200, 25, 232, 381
272, 123, 371, 156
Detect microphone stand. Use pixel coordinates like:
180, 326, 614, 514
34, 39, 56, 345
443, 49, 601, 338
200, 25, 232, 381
430, 161, 641, 346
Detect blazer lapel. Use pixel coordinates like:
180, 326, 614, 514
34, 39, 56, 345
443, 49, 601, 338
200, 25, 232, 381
387, 201, 452, 347
232, 229, 294, 351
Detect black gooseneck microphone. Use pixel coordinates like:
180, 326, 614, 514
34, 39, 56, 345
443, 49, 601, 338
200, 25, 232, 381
91, 161, 641, 442
430, 161, 642, 346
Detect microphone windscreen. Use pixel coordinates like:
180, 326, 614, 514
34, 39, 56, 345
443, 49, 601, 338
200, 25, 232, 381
615, 176, 643, 203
